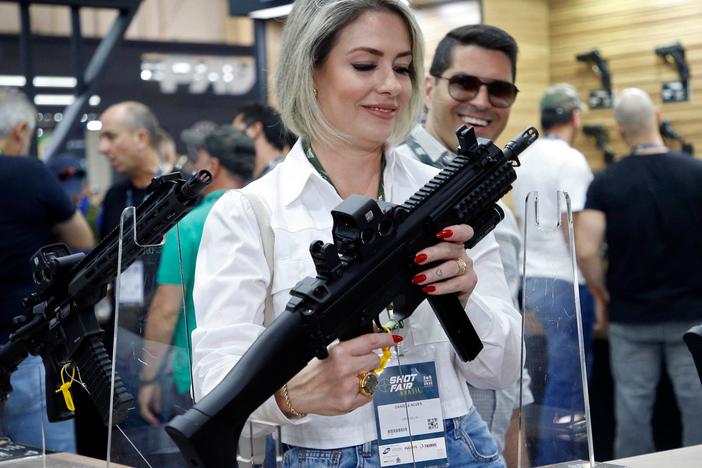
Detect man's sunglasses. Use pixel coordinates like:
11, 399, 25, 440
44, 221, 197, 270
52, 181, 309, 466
432, 73, 519, 108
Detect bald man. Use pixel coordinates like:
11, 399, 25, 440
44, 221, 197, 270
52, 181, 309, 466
576, 88, 702, 457
99, 101, 162, 238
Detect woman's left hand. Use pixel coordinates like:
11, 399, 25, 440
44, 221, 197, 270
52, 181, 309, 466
411, 224, 477, 308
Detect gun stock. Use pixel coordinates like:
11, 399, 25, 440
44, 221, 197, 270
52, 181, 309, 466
166, 127, 538, 467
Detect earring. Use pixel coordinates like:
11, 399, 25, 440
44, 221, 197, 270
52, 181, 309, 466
313, 88, 318, 97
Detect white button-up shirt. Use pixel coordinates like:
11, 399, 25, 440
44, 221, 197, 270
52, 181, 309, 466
191, 140, 521, 449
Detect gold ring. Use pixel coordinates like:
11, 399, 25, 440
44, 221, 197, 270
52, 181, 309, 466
358, 371, 378, 398
455, 258, 467, 276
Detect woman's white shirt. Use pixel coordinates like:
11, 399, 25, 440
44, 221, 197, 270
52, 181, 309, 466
191, 140, 522, 449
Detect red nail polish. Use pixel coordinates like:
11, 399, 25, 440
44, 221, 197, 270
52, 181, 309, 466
436, 229, 453, 239
422, 285, 436, 293
392, 335, 404, 343
415, 253, 428, 264
411, 274, 426, 284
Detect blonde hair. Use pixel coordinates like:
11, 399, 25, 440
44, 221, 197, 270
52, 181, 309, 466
275, 0, 424, 147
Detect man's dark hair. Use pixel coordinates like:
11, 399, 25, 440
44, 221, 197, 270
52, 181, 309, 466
541, 109, 575, 132
235, 102, 295, 151
429, 24, 518, 82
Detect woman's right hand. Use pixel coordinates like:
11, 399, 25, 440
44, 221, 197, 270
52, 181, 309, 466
276, 332, 399, 417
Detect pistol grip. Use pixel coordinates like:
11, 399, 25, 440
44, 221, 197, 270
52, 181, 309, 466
427, 294, 483, 362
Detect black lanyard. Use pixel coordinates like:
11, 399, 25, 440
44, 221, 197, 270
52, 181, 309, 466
304, 142, 386, 201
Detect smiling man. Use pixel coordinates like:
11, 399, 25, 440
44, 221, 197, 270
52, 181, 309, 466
396, 24, 531, 467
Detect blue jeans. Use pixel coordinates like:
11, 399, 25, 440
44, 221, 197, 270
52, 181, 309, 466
281, 408, 504, 467
525, 278, 594, 465
0, 355, 76, 452
609, 320, 702, 458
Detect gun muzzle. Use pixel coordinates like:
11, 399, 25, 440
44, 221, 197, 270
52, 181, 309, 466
181, 170, 213, 199
503, 127, 539, 164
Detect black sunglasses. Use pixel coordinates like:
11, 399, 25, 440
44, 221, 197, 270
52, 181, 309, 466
432, 73, 519, 108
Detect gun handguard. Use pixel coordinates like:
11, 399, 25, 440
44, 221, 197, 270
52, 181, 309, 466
166, 127, 537, 467
0, 170, 212, 426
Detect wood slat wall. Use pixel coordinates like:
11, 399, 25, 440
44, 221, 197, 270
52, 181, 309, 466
548, 0, 702, 171
483, 0, 550, 148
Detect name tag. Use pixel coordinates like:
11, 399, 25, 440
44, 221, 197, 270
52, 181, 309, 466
373, 361, 447, 467
118, 259, 144, 306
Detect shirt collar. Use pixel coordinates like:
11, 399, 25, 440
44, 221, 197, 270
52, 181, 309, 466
280, 139, 400, 206
280, 139, 330, 206
409, 124, 455, 162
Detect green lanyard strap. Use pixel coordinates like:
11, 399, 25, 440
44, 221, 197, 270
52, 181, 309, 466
304, 141, 386, 201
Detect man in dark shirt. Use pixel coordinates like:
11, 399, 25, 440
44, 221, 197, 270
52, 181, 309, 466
0, 87, 93, 452
576, 88, 702, 458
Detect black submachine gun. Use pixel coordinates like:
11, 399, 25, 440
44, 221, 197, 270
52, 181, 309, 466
166, 126, 538, 467
0, 170, 212, 427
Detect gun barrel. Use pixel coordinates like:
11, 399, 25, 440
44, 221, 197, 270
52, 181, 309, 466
503, 127, 538, 163
180, 170, 213, 199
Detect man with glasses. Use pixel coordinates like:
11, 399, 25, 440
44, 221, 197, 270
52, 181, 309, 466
511, 83, 595, 465
397, 24, 531, 467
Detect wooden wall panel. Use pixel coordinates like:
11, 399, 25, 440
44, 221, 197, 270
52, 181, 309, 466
549, 0, 702, 171
483, 0, 550, 148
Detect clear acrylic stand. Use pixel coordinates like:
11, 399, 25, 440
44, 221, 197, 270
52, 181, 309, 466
107, 206, 191, 467
0, 361, 46, 462
518, 191, 623, 468
237, 420, 282, 467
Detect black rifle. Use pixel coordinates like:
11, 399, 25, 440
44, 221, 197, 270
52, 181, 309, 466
576, 49, 612, 94
655, 43, 690, 84
0, 170, 212, 427
660, 119, 694, 156
165, 126, 538, 467
583, 124, 616, 165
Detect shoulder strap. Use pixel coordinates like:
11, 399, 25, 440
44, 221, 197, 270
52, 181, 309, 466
240, 191, 275, 327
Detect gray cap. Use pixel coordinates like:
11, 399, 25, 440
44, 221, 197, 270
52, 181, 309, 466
180, 120, 217, 147
204, 126, 256, 182
540, 83, 586, 114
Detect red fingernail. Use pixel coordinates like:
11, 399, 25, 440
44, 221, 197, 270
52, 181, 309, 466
415, 253, 428, 264
393, 335, 404, 343
411, 274, 426, 284
436, 229, 453, 239
422, 285, 436, 293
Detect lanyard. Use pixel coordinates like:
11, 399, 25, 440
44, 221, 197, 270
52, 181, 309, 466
631, 144, 667, 155
304, 142, 386, 201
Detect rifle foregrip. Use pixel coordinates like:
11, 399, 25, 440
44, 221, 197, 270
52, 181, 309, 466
73, 335, 133, 426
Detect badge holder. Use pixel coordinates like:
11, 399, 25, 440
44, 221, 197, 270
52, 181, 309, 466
0, 361, 47, 460
370, 311, 449, 467
107, 206, 192, 467
518, 191, 621, 468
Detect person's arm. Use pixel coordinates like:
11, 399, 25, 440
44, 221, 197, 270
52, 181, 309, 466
138, 283, 183, 425
575, 209, 609, 333
54, 210, 95, 251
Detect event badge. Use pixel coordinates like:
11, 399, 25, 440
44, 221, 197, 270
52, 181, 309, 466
118, 259, 144, 306
373, 361, 447, 467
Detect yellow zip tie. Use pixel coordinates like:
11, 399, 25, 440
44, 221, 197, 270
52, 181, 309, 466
374, 324, 394, 375
55, 364, 76, 412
